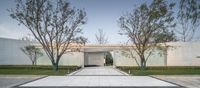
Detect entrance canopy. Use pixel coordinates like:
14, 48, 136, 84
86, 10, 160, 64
82, 44, 128, 52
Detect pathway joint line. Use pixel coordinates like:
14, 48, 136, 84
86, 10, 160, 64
149, 76, 186, 88
14, 86, 182, 88
68, 75, 128, 76
12, 76, 48, 88
114, 67, 130, 76
67, 67, 84, 76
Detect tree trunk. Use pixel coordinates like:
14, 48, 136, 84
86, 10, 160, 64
31, 56, 34, 65
143, 61, 146, 70
140, 60, 144, 70
140, 55, 146, 70
52, 56, 61, 71
52, 63, 59, 71
34, 59, 37, 65
34, 51, 37, 65
32, 61, 34, 66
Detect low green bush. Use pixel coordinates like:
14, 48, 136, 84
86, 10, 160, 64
117, 66, 200, 70
117, 66, 200, 75
0, 65, 80, 75
0, 65, 80, 70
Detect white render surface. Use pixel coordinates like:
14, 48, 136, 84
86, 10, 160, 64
20, 67, 178, 87
167, 42, 200, 66
1, 37, 200, 66
37, 50, 84, 66
0, 38, 83, 66
0, 38, 32, 65
113, 49, 166, 66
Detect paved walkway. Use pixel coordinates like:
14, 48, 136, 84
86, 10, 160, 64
154, 75, 200, 88
0, 75, 43, 88
17, 67, 180, 88
70, 67, 126, 76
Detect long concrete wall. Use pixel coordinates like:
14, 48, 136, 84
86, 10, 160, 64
167, 42, 200, 66
0, 38, 83, 66
113, 48, 166, 66
0, 38, 32, 65
113, 42, 200, 66
37, 50, 83, 66
0, 38, 200, 66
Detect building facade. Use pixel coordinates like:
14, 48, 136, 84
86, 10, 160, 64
0, 38, 200, 67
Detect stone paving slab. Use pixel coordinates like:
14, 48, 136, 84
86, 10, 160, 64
0, 75, 44, 88
71, 67, 126, 76
153, 75, 200, 88
15, 67, 180, 88
19, 76, 179, 88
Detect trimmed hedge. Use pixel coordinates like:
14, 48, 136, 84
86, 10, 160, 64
117, 66, 200, 75
0, 65, 80, 70
0, 65, 81, 75
117, 66, 200, 70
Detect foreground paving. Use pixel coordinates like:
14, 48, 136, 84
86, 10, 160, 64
0, 75, 43, 88
19, 76, 178, 87
16, 67, 180, 88
154, 75, 200, 88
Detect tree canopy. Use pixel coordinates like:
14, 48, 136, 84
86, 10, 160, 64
119, 0, 176, 70
10, 0, 87, 71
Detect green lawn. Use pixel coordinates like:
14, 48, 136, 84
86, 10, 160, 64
117, 66, 200, 76
0, 65, 80, 75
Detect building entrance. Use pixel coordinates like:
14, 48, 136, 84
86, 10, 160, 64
84, 52, 104, 67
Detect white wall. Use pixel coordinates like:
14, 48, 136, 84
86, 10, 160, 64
113, 50, 136, 66
0, 38, 83, 66
114, 42, 200, 67
0, 38, 31, 65
1, 38, 200, 66
113, 48, 166, 66
167, 42, 200, 66
37, 50, 84, 66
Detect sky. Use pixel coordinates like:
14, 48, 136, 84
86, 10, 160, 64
0, 0, 178, 44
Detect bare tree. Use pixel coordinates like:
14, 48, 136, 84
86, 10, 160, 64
119, 0, 176, 70
95, 29, 108, 44
176, 0, 200, 42
9, 0, 87, 71
21, 45, 43, 65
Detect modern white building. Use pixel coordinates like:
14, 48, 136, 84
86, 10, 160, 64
0, 37, 200, 67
